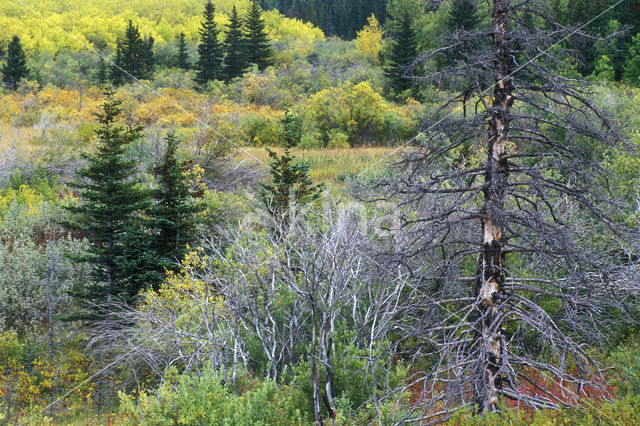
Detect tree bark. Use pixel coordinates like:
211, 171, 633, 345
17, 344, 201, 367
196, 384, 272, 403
310, 307, 323, 425
474, 0, 513, 413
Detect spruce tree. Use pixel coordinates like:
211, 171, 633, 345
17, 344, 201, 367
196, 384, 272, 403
444, 0, 480, 73
65, 90, 151, 312
95, 56, 108, 86
1, 35, 29, 90
223, 5, 249, 80
110, 43, 124, 85
148, 132, 204, 283
111, 21, 154, 84
176, 32, 191, 70
259, 145, 323, 225
244, 1, 273, 70
141, 36, 156, 79
279, 109, 300, 147
195, 1, 224, 88
623, 33, 640, 86
384, 12, 418, 95
447, 0, 480, 31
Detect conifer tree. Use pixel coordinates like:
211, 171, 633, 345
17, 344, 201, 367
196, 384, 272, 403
95, 56, 108, 86
195, 1, 224, 88
259, 140, 323, 225
110, 43, 124, 85
244, 1, 273, 70
176, 32, 191, 70
443, 0, 481, 75
447, 0, 480, 31
1, 35, 29, 90
623, 33, 640, 86
148, 132, 204, 282
65, 90, 151, 312
384, 12, 418, 95
279, 109, 300, 147
111, 21, 154, 84
223, 5, 249, 80
141, 36, 156, 78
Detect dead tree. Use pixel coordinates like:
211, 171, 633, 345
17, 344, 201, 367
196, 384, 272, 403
362, 0, 640, 421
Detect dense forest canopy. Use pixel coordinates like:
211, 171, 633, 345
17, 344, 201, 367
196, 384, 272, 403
2, 0, 640, 424
259, 0, 388, 39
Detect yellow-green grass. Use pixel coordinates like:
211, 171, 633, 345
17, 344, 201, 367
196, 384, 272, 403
0, 126, 43, 153
1, 126, 397, 187
240, 146, 397, 185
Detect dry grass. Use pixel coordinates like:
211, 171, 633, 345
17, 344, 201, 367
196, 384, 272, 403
239, 146, 397, 185
1, 122, 397, 187
0, 125, 42, 153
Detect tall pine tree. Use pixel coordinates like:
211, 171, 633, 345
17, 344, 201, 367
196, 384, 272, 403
1, 35, 29, 90
384, 12, 419, 95
110, 43, 124, 85
176, 32, 191, 70
65, 90, 151, 313
447, 0, 480, 31
444, 0, 480, 72
111, 21, 155, 84
148, 132, 204, 282
223, 5, 249, 80
259, 142, 323, 225
195, 1, 224, 88
141, 36, 156, 78
244, 1, 273, 70
95, 56, 108, 86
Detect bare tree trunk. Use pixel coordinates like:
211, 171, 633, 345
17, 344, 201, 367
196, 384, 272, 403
48, 229, 57, 361
310, 307, 323, 425
320, 326, 336, 419
474, 0, 514, 413
48, 228, 57, 419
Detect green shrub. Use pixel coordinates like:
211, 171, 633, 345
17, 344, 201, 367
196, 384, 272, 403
327, 130, 350, 149
610, 338, 640, 397
241, 113, 281, 146
299, 131, 323, 149
118, 369, 310, 425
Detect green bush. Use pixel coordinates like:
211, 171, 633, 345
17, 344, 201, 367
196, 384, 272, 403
448, 395, 640, 425
610, 338, 640, 398
241, 113, 281, 146
118, 369, 310, 425
298, 131, 323, 149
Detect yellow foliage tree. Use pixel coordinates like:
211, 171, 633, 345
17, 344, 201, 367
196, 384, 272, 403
354, 14, 384, 65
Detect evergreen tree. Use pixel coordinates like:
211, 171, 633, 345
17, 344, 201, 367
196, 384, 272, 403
176, 32, 191, 70
447, 0, 480, 31
195, 1, 224, 88
111, 20, 154, 84
148, 132, 204, 283
443, 0, 480, 73
141, 36, 156, 79
65, 90, 151, 312
259, 146, 323, 225
384, 12, 419, 95
623, 33, 640, 86
1, 35, 29, 90
95, 56, 108, 86
244, 1, 273, 70
565, 0, 608, 75
110, 43, 124, 85
279, 109, 300, 147
223, 5, 249, 80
